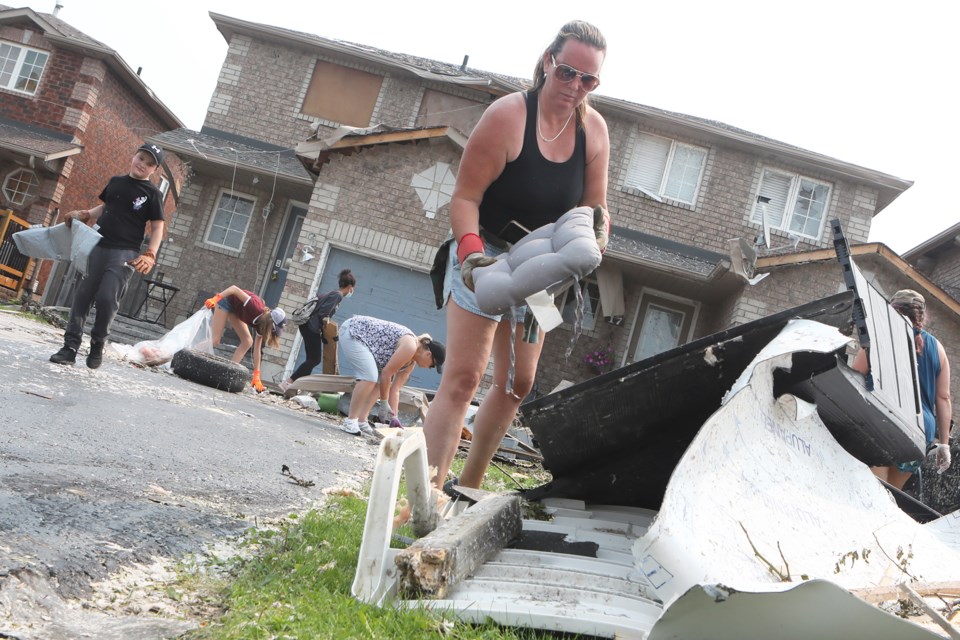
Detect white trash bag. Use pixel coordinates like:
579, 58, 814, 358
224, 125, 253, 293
113, 308, 214, 367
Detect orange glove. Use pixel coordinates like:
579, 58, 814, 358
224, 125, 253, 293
204, 293, 223, 309
128, 249, 156, 274
252, 369, 264, 393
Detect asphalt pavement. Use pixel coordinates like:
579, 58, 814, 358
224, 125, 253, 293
0, 308, 379, 639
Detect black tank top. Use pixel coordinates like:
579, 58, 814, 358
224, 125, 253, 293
478, 90, 586, 237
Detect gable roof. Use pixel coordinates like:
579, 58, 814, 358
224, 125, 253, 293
902, 220, 960, 262
757, 242, 960, 317
0, 5, 183, 129
210, 11, 911, 214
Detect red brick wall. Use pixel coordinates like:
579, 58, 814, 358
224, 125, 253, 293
0, 28, 85, 137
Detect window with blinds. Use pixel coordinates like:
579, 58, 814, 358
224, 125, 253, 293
623, 132, 706, 205
751, 169, 832, 240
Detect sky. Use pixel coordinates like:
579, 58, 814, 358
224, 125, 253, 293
19, 0, 959, 253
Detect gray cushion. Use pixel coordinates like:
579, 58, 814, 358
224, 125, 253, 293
473, 206, 601, 315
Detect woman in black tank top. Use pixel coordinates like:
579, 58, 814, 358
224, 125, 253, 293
423, 21, 612, 491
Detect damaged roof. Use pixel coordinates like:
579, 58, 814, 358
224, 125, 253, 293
209, 11, 912, 213
608, 225, 729, 279
151, 127, 314, 186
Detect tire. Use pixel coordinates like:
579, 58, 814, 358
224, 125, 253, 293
170, 349, 251, 393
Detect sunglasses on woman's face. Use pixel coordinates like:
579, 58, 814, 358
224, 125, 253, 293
550, 55, 600, 92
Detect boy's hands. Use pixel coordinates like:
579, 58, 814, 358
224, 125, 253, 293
64, 210, 91, 228
128, 249, 156, 274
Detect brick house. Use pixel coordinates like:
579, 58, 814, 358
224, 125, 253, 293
146, 11, 958, 418
0, 4, 186, 306
903, 221, 960, 303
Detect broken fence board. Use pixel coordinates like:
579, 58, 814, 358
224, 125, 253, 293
395, 494, 521, 599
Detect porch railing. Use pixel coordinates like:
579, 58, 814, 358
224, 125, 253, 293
0, 209, 32, 294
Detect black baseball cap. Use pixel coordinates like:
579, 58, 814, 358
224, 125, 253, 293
138, 142, 164, 165
425, 339, 446, 373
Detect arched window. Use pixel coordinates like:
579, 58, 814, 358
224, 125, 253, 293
3, 169, 39, 205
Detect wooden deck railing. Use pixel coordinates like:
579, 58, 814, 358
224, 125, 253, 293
0, 209, 32, 293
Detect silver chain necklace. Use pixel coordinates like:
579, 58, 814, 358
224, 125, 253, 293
537, 98, 574, 143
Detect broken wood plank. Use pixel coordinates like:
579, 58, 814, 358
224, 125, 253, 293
284, 374, 357, 396
899, 583, 960, 640
395, 494, 521, 599
852, 581, 960, 604
284, 375, 430, 419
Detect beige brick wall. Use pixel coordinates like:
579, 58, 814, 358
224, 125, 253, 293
600, 111, 876, 255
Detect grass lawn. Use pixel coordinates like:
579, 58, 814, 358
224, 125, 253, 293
181, 453, 564, 639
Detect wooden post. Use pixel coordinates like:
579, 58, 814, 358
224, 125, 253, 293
395, 494, 521, 599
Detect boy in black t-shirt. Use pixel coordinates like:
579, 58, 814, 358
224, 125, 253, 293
50, 143, 166, 369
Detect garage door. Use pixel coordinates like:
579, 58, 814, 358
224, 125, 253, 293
294, 248, 447, 390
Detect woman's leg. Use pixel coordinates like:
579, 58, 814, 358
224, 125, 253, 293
290, 327, 323, 380
228, 316, 254, 363
210, 307, 229, 348
458, 316, 545, 488
423, 300, 498, 487
349, 380, 380, 421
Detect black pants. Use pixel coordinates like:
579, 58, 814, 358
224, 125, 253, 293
64, 245, 137, 350
291, 324, 324, 380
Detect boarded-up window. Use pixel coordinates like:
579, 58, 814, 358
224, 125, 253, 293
301, 60, 383, 127
417, 89, 485, 134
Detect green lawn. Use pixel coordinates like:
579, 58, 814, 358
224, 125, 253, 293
181, 455, 565, 639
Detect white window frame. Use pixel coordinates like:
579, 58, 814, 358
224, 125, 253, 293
0, 40, 49, 95
622, 288, 700, 365
2, 168, 39, 205
158, 176, 170, 202
203, 189, 256, 251
623, 132, 707, 206
557, 277, 601, 331
751, 168, 832, 241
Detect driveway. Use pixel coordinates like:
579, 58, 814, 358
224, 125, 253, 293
0, 309, 379, 639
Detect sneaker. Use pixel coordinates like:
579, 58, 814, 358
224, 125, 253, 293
86, 341, 104, 369
340, 418, 360, 435
49, 346, 77, 365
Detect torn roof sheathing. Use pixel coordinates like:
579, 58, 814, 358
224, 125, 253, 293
522, 290, 927, 511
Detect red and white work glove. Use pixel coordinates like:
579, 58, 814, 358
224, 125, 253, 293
593, 205, 610, 254
204, 293, 223, 309
128, 249, 156, 274
251, 369, 265, 393
935, 443, 952, 474
457, 232, 496, 292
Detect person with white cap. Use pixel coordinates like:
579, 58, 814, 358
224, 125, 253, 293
855, 289, 953, 488
203, 286, 287, 393
49, 142, 166, 369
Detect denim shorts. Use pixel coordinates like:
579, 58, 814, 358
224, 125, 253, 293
444, 237, 524, 322
338, 318, 379, 382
